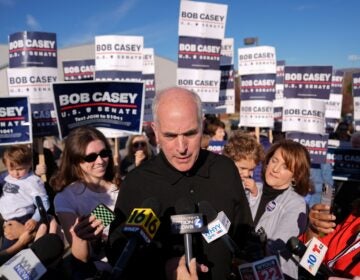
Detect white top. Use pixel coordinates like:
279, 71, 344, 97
0, 172, 49, 221
54, 181, 119, 216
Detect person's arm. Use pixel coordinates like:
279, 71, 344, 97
57, 211, 104, 262
69, 217, 91, 262
2, 220, 26, 240
0, 230, 34, 265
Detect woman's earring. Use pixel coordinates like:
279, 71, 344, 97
290, 179, 296, 187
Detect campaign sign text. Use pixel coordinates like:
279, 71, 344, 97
287, 132, 328, 164
53, 81, 144, 138
0, 97, 31, 146
240, 74, 276, 101
63, 59, 95, 81
9, 31, 57, 68
284, 66, 332, 99
178, 36, 222, 70
31, 103, 59, 137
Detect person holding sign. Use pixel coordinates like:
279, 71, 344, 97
250, 140, 311, 279
50, 126, 120, 278
108, 87, 253, 279
0, 145, 50, 251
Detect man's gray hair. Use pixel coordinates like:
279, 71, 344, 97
152, 87, 203, 128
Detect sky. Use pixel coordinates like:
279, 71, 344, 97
0, 0, 359, 70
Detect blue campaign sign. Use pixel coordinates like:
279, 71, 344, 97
353, 72, 360, 97
53, 81, 144, 138
331, 70, 344, 94
9, 31, 57, 68
178, 36, 222, 70
0, 97, 32, 145
220, 65, 234, 90
327, 147, 360, 180
63, 59, 95, 81
94, 70, 142, 81
207, 140, 226, 154
31, 103, 59, 137
286, 132, 329, 164
240, 74, 276, 101
284, 66, 332, 99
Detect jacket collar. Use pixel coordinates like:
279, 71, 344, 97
151, 149, 213, 185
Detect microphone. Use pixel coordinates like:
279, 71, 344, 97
110, 197, 161, 280
286, 236, 332, 277
171, 198, 204, 267
35, 196, 50, 231
198, 201, 243, 258
237, 255, 285, 280
0, 234, 64, 280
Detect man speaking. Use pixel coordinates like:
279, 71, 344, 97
108, 87, 253, 279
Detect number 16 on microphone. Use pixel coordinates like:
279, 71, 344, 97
124, 208, 161, 243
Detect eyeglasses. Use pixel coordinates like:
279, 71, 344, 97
82, 149, 112, 163
132, 141, 146, 149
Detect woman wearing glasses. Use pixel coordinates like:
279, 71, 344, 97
50, 126, 120, 278
120, 134, 153, 178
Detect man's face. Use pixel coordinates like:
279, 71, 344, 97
152, 96, 202, 172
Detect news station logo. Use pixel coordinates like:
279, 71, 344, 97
170, 214, 204, 234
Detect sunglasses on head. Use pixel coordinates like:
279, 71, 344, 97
132, 141, 146, 149
82, 149, 112, 163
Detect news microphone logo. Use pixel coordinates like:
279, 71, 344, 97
170, 213, 204, 234
123, 208, 160, 243
0, 249, 46, 280
202, 211, 230, 243
238, 255, 284, 280
299, 237, 328, 276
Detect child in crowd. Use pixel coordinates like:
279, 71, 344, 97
223, 131, 265, 219
0, 145, 50, 250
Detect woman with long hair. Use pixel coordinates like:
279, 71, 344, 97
50, 126, 120, 278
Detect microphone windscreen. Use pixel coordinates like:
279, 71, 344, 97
198, 201, 217, 222
286, 236, 306, 257
30, 234, 64, 267
141, 197, 161, 215
175, 197, 195, 214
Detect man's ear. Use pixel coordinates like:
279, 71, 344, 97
151, 122, 159, 143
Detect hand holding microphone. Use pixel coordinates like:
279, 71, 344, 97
286, 236, 333, 277
0, 234, 64, 280
171, 198, 204, 268
110, 197, 161, 280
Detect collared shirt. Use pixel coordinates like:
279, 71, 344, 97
108, 149, 253, 279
